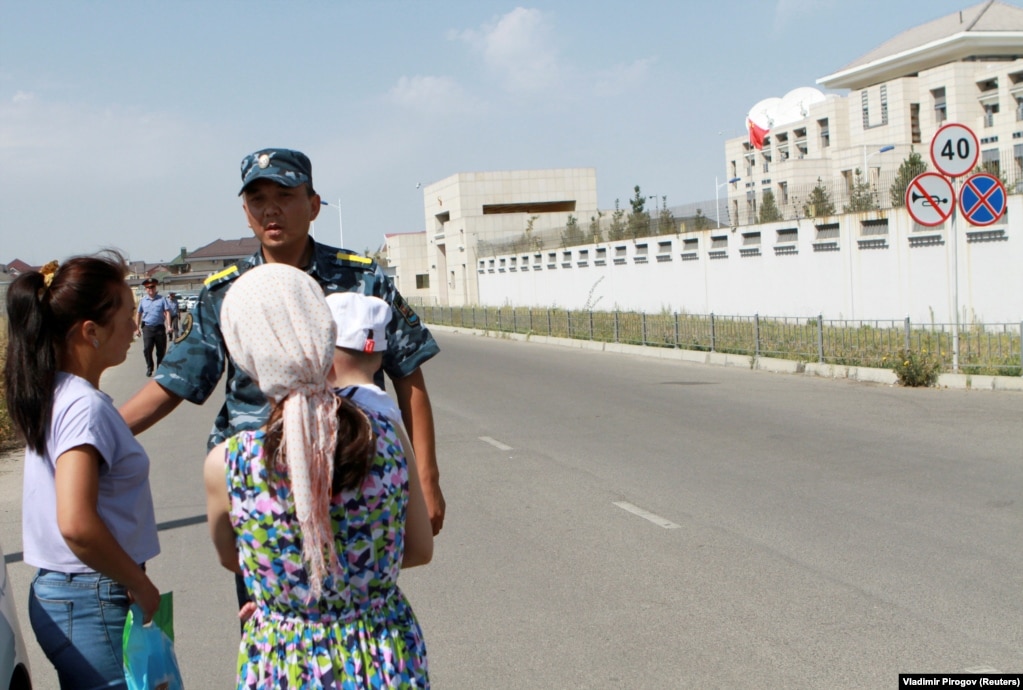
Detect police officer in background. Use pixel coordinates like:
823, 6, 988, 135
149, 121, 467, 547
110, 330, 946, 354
166, 292, 180, 340
134, 277, 172, 377
120, 148, 446, 537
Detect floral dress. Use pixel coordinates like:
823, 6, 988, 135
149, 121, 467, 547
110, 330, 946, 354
225, 411, 428, 689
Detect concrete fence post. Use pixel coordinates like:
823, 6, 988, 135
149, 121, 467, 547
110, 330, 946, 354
904, 316, 911, 353
710, 313, 716, 352
817, 314, 824, 363
754, 313, 761, 357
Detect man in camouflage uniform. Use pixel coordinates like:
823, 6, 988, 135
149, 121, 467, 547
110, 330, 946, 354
120, 148, 445, 537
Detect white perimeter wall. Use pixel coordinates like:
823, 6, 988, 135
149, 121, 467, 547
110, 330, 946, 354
477, 201, 1023, 324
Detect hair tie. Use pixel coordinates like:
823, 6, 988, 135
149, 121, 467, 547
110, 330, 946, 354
36, 260, 59, 299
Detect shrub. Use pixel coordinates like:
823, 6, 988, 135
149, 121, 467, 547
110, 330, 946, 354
888, 350, 942, 387
0, 331, 15, 449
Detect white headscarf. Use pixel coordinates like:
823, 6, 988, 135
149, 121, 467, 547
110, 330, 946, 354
220, 263, 340, 597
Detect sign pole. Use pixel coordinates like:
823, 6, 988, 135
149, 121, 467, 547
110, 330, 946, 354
930, 122, 979, 374
951, 177, 959, 373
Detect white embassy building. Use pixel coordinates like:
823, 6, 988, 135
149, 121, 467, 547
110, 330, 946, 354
386, 0, 1023, 323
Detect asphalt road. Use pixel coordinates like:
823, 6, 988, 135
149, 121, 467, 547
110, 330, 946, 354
1, 331, 1021, 688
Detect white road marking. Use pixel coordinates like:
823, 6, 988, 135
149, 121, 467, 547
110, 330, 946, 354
964, 666, 1002, 673
479, 436, 513, 451
613, 501, 680, 529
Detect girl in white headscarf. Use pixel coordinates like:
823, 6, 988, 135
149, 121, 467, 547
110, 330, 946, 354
203, 263, 432, 689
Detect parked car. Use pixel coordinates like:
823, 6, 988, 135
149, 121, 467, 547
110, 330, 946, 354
180, 294, 199, 312
0, 542, 31, 689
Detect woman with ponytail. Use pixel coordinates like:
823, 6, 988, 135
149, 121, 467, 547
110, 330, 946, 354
204, 263, 432, 689
4, 253, 162, 689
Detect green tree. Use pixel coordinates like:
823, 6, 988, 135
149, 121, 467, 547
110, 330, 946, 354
973, 161, 1012, 193
589, 211, 604, 243
802, 177, 835, 218
608, 199, 627, 241
844, 169, 878, 212
627, 185, 651, 239
656, 196, 677, 235
561, 214, 583, 247
889, 150, 928, 207
758, 190, 783, 223
693, 209, 709, 231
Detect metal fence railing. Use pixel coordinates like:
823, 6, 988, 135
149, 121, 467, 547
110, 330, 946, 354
419, 307, 1023, 377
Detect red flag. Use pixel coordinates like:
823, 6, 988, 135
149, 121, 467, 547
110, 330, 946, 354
747, 118, 768, 150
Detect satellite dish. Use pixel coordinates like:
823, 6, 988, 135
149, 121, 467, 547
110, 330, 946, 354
747, 87, 826, 128
780, 87, 826, 122
747, 97, 781, 129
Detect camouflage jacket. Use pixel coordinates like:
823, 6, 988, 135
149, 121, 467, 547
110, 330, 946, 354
155, 240, 439, 449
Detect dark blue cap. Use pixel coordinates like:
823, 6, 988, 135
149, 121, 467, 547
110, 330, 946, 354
239, 148, 314, 195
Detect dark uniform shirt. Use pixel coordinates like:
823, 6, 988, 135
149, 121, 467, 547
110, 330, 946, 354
154, 241, 439, 449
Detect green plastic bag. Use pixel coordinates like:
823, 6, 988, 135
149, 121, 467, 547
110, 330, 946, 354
122, 592, 183, 690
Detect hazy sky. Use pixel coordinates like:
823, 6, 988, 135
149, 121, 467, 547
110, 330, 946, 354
1, 0, 982, 265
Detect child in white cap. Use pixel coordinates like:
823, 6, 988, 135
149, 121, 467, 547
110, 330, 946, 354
205, 264, 432, 688
325, 292, 405, 428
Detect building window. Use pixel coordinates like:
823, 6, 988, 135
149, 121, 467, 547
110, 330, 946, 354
818, 118, 830, 148
842, 169, 854, 194
1016, 96, 1023, 121
1015, 144, 1023, 182
911, 103, 922, 144
982, 148, 1001, 176
984, 103, 1000, 128
794, 127, 808, 158
415, 273, 430, 289
932, 87, 947, 124
880, 84, 889, 125
778, 181, 788, 206
861, 90, 870, 130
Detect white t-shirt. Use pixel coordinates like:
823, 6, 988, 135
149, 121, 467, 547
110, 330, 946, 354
336, 384, 403, 429
22, 372, 160, 572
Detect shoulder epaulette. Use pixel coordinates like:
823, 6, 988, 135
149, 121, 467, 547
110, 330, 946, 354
336, 252, 373, 266
204, 265, 241, 286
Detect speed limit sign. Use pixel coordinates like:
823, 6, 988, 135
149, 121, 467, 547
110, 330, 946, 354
930, 123, 979, 177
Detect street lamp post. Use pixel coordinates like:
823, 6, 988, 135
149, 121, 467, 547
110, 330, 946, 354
320, 198, 344, 248
862, 145, 895, 182
715, 177, 741, 228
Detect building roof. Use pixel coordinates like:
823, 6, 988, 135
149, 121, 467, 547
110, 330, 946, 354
5, 259, 35, 275
818, 0, 1023, 89
187, 237, 261, 261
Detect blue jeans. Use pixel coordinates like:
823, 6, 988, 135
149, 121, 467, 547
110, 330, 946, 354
29, 569, 130, 690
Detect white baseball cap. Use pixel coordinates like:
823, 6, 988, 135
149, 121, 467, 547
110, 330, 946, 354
324, 292, 390, 353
